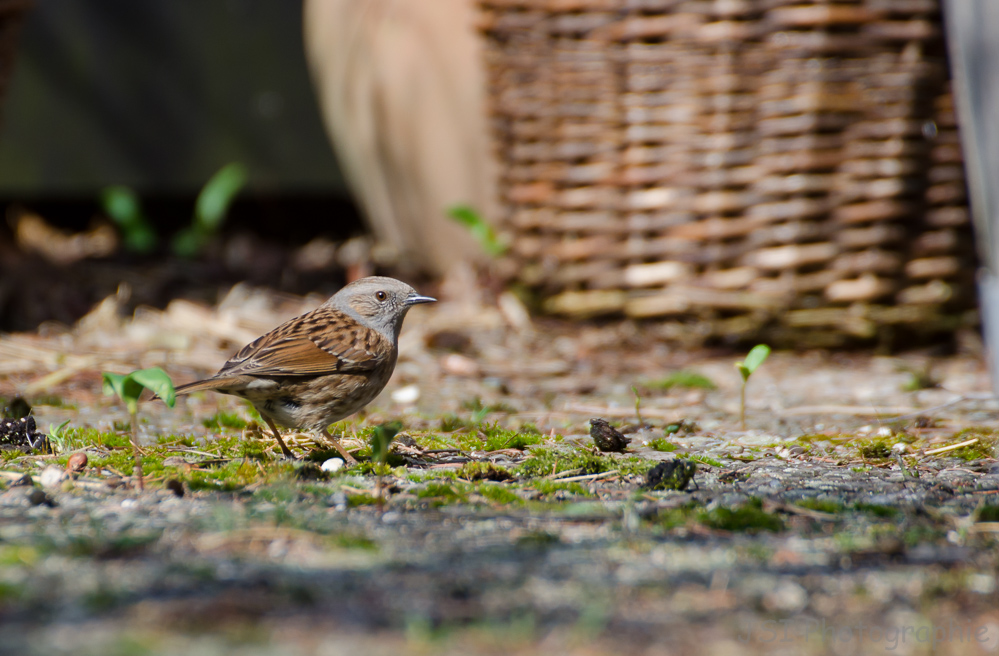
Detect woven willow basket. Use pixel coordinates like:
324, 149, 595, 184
480, 0, 975, 346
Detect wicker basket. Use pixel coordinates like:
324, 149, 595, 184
480, 0, 975, 346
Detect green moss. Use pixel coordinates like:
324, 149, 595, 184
688, 454, 722, 468
976, 505, 999, 523
483, 425, 543, 451
698, 498, 784, 533
477, 483, 522, 505
460, 462, 513, 481
657, 505, 695, 530
418, 481, 470, 503
530, 479, 594, 498
796, 498, 844, 514
855, 438, 892, 460
202, 411, 249, 431
516, 447, 651, 478
331, 532, 378, 550
648, 438, 677, 452
346, 492, 379, 507
643, 370, 717, 391
407, 469, 459, 482
940, 429, 998, 461
902, 523, 945, 547
415, 430, 483, 452
185, 459, 288, 492
515, 530, 560, 548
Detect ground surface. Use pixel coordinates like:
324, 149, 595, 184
1, 282, 999, 655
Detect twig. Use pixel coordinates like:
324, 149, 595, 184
552, 470, 620, 484
923, 438, 978, 456
545, 468, 583, 480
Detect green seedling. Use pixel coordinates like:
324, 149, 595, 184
447, 205, 507, 256
47, 420, 72, 453
101, 186, 157, 253
735, 344, 770, 430
173, 163, 248, 257
102, 368, 176, 490
369, 421, 402, 468
102, 163, 247, 258
632, 386, 643, 426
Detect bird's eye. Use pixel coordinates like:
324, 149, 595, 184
375, 291, 388, 302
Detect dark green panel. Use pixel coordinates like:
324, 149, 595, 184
0, 0, 347, 194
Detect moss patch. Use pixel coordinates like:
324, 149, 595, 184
699, 499, 784, 533
642, 371, 717, 391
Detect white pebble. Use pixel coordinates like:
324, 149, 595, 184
320, 458, 345, 473
391, 384, 421, 404
39, 466, 65, 488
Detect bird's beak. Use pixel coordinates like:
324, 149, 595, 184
405, 292, 437, 306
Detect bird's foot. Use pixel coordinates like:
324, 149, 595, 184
319, 428, 358, 464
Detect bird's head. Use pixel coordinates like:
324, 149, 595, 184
330, 276, 436, 339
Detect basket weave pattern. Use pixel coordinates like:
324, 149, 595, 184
480, 0, 974, 345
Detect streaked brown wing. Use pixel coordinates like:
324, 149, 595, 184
216, 307, 386, 378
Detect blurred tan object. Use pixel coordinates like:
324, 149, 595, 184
303, 0, 498, 275
12, 210, 118, 265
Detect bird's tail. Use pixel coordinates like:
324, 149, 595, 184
173, 377, 242, 396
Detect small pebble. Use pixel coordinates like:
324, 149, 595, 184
441, 353, 480, 377
321, 458, 345, 473
391, 384, 420, 404
39, 466, 65, 488
66, 452, 88, 473
27, 488, 55, 507
165, 479, 185, 498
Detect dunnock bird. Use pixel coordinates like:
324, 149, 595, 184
174, 277, 435, 462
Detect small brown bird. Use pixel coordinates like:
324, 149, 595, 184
589, 418, 631, 453
174, 277, 435, 462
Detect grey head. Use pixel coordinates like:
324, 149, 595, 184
325, 276, 436, 340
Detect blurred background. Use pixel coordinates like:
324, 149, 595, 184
0, 0, 993, 356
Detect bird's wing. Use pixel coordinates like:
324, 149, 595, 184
215, 307, 388, 378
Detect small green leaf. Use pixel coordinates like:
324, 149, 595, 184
102, 372, 141, 415
129, 367, 176, 408
735, 363, 750, 382
448, 205, 507, 257
101, 186, 142, 227
48, 419, 71, 440
102, 368, 176, 415
743, 344, 771, 375
195, 162, 247, 233
170, 227, 203, 259
369, 421, 402, 465
101, 185, 157, 253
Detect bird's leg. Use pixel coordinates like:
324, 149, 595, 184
319, 427, 357, 464
262, 416, 296, 459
